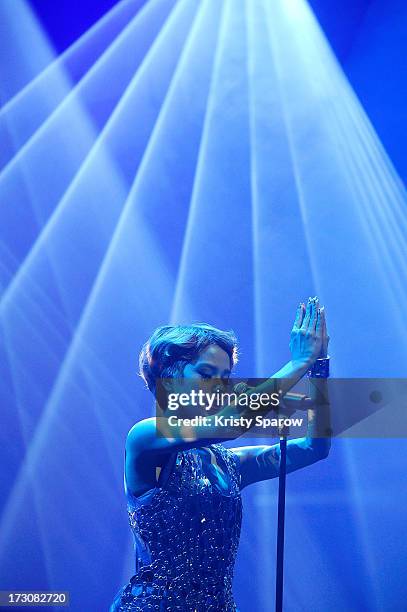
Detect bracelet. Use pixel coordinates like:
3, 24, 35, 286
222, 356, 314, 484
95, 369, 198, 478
307, 356, 330, 378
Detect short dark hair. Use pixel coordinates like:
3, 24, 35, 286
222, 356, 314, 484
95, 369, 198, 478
138, 323, 239, 393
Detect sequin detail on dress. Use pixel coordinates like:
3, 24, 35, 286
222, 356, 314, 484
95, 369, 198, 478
110, 443, 242, 611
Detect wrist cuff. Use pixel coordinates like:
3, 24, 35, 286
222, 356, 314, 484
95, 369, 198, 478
307, 356, 330, 378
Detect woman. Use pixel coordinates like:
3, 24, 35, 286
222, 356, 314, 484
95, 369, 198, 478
110, 297, 331, 611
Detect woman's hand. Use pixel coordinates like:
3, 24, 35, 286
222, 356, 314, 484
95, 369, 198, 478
318, 305, 330, 358
289, 297, 326, 365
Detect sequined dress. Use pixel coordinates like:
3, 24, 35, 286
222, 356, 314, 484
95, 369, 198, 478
110, 443, 242, 611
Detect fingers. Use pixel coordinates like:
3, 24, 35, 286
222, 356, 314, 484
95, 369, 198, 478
300, 301, 311, 330
316, 305, 330, 358
300, 296, 316, 331
296, 296, 326, 336
309, 297, 319, 332
316, 306, 323, 334
292, 302, 305, 330
319, 306, 330, 345
318, 306, 325, 332
319, 307, 329, 336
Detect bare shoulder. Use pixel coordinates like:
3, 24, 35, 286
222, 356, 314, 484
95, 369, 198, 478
126, 417, 157, 456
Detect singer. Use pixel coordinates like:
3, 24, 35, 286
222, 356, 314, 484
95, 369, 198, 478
110, 297, 331, 611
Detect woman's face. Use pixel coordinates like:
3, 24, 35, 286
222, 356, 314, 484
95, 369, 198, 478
183, 344, 232, 384
162, 344, 232, 416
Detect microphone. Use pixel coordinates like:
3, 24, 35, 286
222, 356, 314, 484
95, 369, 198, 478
282, 392, 314, 409
233, 382, 250, 394
233, 382, 313, 410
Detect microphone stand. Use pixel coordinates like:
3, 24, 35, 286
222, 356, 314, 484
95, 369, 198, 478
275, 425, 288, 612
275, 394, 313, 612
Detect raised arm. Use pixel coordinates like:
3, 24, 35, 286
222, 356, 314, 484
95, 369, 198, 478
126, 358, 312, 464
231, 300, 331, 489
129, 297, 326, 461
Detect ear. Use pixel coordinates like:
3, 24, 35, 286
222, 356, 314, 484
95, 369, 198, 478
159, 377, 185, 396
154, 378, 174, 414
161, 378, 173, 393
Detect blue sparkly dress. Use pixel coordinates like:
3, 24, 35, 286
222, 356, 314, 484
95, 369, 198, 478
110, 443, 242, 611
